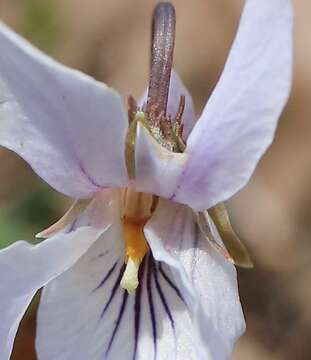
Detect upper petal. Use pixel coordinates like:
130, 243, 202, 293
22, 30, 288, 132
0, 22, 128, 198
144, 200, 245, 360
0, 226, 105, 360
171, 0, 293, 210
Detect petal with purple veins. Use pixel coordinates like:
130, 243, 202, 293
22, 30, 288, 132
0, 22, 128, 198
36, 217, 130, 360
36, 232, 198, 360
0, 188, 117, 360
145, 200, 245, 360
0, 226, 105, 360
37, 194, 210, 360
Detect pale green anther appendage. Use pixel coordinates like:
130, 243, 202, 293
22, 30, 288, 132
125, 111, 151, 180
209, 203, 254, 268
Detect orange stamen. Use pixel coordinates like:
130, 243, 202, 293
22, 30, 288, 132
123, 218, 149, 264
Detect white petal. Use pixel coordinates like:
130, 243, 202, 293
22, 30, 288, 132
36, 231, 196, 360
171, 0, 293, 210
36, 195, 197, 360
36, 216, 128, 359
134, 255, 197, 360
0, 226, 105, 360
0, 188, 116, 360
0, 22, 128, 198
134, 122, 188, 199
144, 200, 245, 360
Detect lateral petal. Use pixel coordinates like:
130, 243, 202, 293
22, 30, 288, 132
0, 22, 128, 198
0, 226, 105, 360
171, 0, 293, 210
36, 222, 127, 360
0, 187, 118, 360
145, 200, 245, 360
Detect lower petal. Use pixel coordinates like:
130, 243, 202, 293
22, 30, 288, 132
0, 188, 117, 360
0, 226, 105, 360
144, 200, 245, 360
36, 206, 204, 359
36, 218, 127, 360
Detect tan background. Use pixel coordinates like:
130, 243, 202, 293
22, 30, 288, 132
0, 0, 310, 359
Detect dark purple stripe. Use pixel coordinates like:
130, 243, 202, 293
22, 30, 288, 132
132, 259, 146, 360
147, 256, 157, 359
101, 264, 126, 318
92, 261, 118, 292
154, 262, 175, 333
105, 290, 129, 356
158, 263, 185, 304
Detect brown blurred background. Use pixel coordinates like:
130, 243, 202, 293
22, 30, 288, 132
0, 0, 310, 359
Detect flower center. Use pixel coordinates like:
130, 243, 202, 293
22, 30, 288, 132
120, 188, 158, 293
121, 3, 177, 294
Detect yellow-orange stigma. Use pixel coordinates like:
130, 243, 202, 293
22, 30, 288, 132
120, 188, 157, 293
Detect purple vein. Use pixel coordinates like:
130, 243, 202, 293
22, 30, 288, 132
105, 291, 129, 357
158, 263, 185, 304
92, 260, 118, 292
147, 256, 157, 360
132, 259, 146, 360
100, 264, 126, 318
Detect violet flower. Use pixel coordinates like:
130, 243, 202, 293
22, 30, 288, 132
0, 1, 292, 359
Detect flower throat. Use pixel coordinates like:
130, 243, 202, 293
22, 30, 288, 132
120, 2, 184, 293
